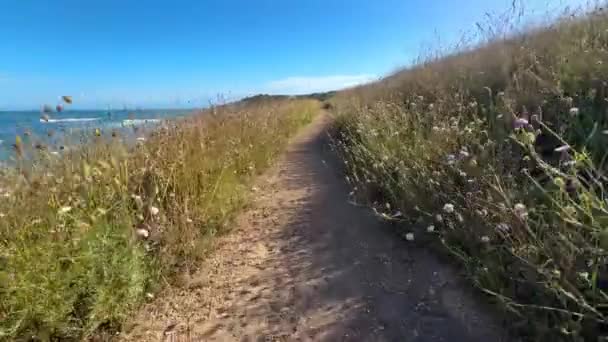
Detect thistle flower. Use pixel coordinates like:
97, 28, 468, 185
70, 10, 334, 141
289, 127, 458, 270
135, 228, 150, 239
131, 194, 144, 209
496, 223, 510, 232
569, 107, 580, 117
58, 206, 72, 215
514, 203, 528, 220
446, 154, 456, 165
513, 118, 529, 129
443, 203, 455, 213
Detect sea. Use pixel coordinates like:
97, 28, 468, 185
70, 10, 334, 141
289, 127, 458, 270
0, 108, 194, 160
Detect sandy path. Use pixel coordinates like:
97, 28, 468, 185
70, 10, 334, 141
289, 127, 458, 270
122, 114, 509, 341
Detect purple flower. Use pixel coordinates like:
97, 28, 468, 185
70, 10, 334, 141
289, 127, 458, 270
513, 118, 529, 130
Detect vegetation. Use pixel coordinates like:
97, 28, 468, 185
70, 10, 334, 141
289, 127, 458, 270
331, 4, 608, 341
0, 98, 319, 340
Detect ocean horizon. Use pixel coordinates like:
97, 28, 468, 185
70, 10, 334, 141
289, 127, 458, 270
0, 108, 196, 160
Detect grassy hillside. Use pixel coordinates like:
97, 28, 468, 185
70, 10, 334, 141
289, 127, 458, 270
331, 4, 608, 341
0, 98, 319, 340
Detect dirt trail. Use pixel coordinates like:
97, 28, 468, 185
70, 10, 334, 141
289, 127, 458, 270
123, 114, 509, 341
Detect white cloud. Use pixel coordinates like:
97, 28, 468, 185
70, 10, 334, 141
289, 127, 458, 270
265, 74, 377, 94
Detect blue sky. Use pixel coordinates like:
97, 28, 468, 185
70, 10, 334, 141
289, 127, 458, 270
0, 0, 589, 110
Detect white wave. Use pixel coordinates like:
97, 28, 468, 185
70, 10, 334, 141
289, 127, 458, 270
121, 119, 162, 126
41, 117, 101, 123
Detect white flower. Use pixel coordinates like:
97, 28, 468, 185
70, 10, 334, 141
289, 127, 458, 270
405, 232, 415, 241
569, 107, 580, 116
136, 137, 146, 142
578, 272, 590, 281
443, 203, 455, 213
481, 236, 490, 243
58, 206, 72, 215
427, 225, 435, 233
496, 223, 510, 232
131, 194, 144, 208
149, 206, 160, 216
432, 126, 440, 132
135, 228, 150, 239
514, 203, 528, 220
514, 118, 528, 129
446, 154, 456, 165
435, 214, 443, 223
186, 218, 193, 223
459, 150, 470, 158
145, 292, 154, 299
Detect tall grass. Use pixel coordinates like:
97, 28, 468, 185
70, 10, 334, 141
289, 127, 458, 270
331, 3, 608, 341
0, 98, 319, 340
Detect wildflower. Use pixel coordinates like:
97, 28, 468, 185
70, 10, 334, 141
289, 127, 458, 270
446, 154, 456, 165
145, 292, 154, 299
458, 170, 467, 178
131, 194, 144, 209
428, 103, 435, 110
432, 126, 440, 132
136, 137, 146, 142
135, 228, 150, 239
427, 225, 435, 233
459, 150, 470, 158
149, 206, 160, 216
569, 107, 580, 117
479, 208, 488, 217
481, 236, 490, 243
513, 118, 529, 129
435, 214, 443, 223
552, 269, 561, 277
58, 206, 72, 215
186, 218, 193, 223
405, 232, 415, 241
554, 145, 570, 152
578, 272, 590, 281
514, 203, 528, 220
443, 203, 455, 213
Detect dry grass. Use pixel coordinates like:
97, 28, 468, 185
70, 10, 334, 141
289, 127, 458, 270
331, 3, 608, 341
0, 98, 319, 340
